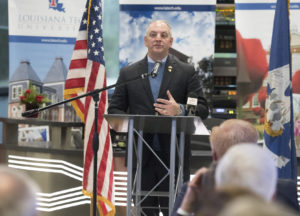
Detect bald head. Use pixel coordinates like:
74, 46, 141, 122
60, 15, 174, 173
145, 20, 172, 36
209, 119, 258, 160
144, 20, 173, 61
215, 144, 277, 201
0, 166, 39, 216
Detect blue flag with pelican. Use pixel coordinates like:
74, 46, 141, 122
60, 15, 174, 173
264, 0, 297, 181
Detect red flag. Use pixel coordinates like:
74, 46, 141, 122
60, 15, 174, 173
64, 0, 115, 215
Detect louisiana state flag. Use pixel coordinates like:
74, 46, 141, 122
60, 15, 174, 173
264, 0, 297, 181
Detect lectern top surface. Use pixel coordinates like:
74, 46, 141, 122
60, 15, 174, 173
104, 114, 209, 135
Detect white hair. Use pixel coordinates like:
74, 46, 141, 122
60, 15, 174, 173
0, 166, 40, 216
215, 143, 277, 201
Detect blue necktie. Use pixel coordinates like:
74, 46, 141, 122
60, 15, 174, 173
148, 62, 165, 151
148, 62, 164, 101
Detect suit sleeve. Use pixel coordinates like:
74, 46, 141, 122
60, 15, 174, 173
108, 67, 129, 114
186, 67, 209, 120
171, 183, 188, 216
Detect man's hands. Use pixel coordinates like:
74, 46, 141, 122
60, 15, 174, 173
154, 90, 182, 116
180, 167, 208, 214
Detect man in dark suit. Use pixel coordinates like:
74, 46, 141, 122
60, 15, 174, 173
108, 20, 208, 215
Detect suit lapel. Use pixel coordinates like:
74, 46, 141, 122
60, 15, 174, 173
137, 56, 155, 103
158, 55, 176, 98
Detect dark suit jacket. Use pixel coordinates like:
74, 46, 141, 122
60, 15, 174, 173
108, 54, 209, 180
276, 178, 300, 212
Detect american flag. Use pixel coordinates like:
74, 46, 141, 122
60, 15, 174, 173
64, 0, 115, 214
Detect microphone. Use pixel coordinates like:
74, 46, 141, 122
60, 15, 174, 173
151, 61, 162, 78
22, 108, 39, 117
186, 93, 198, 116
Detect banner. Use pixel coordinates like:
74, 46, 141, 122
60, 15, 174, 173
8, 0, 84, 120
235, 0, 300, 155
8, 0, 119, 120
119, 0, 217, 83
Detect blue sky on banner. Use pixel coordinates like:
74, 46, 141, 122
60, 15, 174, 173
264, 0, 297, 180
119, 0, 216, 71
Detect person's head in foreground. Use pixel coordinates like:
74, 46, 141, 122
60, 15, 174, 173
0, 165, 40, 216
218, 195, 298, 216
215, 143, 277, 201
209, 119, 259, 161
195, 186, 264, 216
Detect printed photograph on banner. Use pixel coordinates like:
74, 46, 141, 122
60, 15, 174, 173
118, 2, 216, 86
8, 0, 119, 122
235, 0, 300, 148
18, 126, 50, 148
8, 0, 85, 122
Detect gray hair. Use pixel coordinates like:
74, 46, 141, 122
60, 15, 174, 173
215, 144, 277, 201
145, 20, 172, 37
210, 119, 259, 159
0, 166, 40, 216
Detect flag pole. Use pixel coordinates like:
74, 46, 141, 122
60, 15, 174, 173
92, 93, 100, 216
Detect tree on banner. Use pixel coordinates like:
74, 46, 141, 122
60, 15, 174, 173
264, 0, 297, 181
64, 0, 115, 215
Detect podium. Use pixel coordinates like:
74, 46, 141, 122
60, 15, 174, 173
104, 114, 209, 216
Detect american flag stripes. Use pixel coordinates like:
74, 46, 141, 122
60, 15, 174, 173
64, 0, 115, 215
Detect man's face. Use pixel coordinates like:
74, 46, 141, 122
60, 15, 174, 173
144, 21, 173, 61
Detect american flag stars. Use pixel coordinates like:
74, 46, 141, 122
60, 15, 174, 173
75, 1, 104, 64
85, 2, 104, 64
94, 50, 99, 56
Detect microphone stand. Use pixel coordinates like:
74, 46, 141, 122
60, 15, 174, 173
22, 71, 152, 216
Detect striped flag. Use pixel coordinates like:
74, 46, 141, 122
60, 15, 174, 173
264, 0, 297, 181
64, 0, 115, 214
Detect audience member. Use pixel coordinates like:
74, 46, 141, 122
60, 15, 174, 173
0, 165, 39, 216
195, 186, 264, 216
177, 144, 277, 216
174, 119, 299, 215
215, 144, 277, 201
276, 178, 300, 211
172, 119, 258, 215
209, 119, 258, 161
218, 195, 298, 216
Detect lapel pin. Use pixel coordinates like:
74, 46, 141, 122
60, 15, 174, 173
168, 66, 172, 72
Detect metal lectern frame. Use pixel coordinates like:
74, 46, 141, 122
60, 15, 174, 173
104, 114, 208, 216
